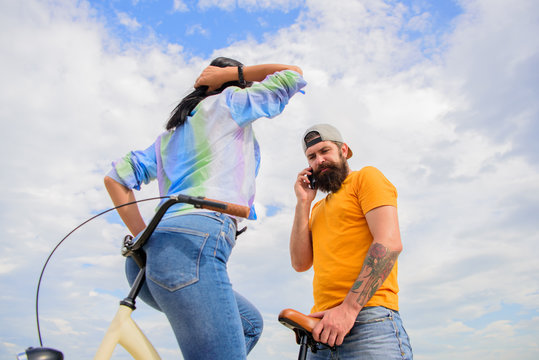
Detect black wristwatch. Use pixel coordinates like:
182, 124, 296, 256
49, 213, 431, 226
237, 65, 246, 86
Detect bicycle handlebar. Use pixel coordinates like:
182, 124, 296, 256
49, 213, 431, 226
171, 194, 250, 219
124, 194, 250, 254
186, 195, 250, 218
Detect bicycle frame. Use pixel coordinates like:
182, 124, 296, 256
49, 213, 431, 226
93, 195, 250, 360
278, 308, 335, 360
94, 248, 158, 360
94, 305, 160, 360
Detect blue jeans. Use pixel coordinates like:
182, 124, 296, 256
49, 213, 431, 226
125, 212, 263, 360
308, 306, 413, 360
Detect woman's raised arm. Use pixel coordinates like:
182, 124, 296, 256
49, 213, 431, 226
194, 64, 302, 91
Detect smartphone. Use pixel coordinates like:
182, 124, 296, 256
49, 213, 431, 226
307, 168, 317, 189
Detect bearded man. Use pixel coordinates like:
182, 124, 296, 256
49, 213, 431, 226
289, 124, 413, 359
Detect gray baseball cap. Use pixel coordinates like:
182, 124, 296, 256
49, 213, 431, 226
302, 123, 353, 159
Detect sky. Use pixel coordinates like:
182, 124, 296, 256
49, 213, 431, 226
1, 0, 538, 359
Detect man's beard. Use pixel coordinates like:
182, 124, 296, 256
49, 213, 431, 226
314, 156, 349, 193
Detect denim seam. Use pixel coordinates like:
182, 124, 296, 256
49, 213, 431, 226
224, 222, 236, 247
210, 251, 245, 358
381, 310, 408, 359
217, 220, 237, 250
388, 312, 406, 359
240, 312, 262, 348
154, 226, 209, 237
195, 211, 226, 224
355, 316, 387, 325
162, 211, 226, 224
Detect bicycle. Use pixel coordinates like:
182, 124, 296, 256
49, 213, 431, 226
278, 308, 335, 360
18, 194, 250, 360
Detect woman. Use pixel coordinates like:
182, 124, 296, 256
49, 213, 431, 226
104, 57, 305, 359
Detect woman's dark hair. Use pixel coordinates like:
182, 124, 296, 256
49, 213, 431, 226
166, 57, 253, 130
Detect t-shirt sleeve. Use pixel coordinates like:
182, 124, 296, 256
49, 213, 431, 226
356, 166, 398, 214
224, 70, 307, 127
107, 142, 157, 191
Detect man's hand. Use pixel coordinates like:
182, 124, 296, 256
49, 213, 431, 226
309, 303, 360, 347
294, 167, 317, 203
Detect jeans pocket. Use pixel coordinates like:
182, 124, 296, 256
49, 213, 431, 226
145, 226, 209, 292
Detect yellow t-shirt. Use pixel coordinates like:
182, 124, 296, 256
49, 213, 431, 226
309, 166, 399, 313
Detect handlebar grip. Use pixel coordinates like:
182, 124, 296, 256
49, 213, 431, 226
202, 197, 250, 218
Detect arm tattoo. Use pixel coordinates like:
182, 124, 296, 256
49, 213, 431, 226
350, 243, 399, 306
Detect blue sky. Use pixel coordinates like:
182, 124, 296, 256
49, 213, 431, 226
92, 0, 463, 57
92, 0, 306, 57
1, 0, 538, 359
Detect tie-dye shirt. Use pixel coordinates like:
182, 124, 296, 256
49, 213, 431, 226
107, 70, 306, 220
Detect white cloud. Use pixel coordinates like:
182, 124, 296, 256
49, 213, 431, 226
406, 11, 432, 32
238, 0, 304, 12
198, 0, 304, 12
116, 11, 141, 31
1, 0, 538, 359
438, 0, 539, 163
198, 0, 235, 11
173, 0, 189, 12
186, 23, 210, 37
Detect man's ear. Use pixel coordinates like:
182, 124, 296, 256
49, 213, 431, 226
341, 143, 349, 158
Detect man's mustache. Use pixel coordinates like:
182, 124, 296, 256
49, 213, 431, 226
315, 163, 338, 175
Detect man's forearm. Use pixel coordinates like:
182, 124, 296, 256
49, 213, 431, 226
344, 242, 400, 310
289, 201, 313, 272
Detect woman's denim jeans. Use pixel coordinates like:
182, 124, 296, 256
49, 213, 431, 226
125, 212, 263, 360
308, 306, 413, 360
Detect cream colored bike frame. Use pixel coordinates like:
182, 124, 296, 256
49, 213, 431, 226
94, 304, 160, 360
92, 195, 251, 360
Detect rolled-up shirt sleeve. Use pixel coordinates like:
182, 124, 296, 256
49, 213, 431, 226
225, 70, 307, 127
107, 142, 157, 190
